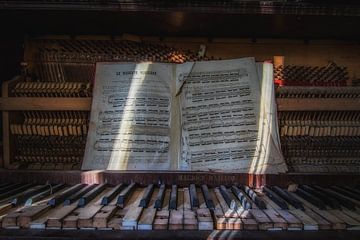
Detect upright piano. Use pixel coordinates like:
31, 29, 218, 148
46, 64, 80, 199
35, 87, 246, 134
0, 1, 360, 239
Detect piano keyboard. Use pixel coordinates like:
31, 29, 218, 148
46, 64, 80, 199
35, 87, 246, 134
1, 182, 360, 231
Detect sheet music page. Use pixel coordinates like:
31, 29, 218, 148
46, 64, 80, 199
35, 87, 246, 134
82, 59, 287, 173
176, 58, 261, 171
82, 62, 174, 170
176, 58, 287, 173
252, 62, 288, 173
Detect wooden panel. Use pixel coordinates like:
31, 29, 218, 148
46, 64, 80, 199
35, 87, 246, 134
277, 98, 360, 111
2, 77, 23, 168
0, 170, 360, 188
0, 97, 92, 111
2, 228, 360, 240
1, 86, 9, 168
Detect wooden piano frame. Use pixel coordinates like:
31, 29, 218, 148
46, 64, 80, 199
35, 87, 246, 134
0, 169, 359, 189
0, 6, 359, 240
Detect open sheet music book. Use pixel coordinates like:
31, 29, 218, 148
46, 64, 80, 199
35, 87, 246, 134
82, 58, 288, 174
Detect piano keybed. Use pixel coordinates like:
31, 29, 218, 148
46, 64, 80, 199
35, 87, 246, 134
1, 182, 360, 231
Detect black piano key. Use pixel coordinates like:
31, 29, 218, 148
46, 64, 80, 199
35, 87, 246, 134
330, 186, 360, 201
272, 186, 304, 210
0, 183, 35, 201
154, 184, 166, 209
313, 186, 357, 210
0, 183, 23, 194
295, 188, 326, 210
189, 184, 199, 209
48, 183, 86, 206
0, 183, 11, 188
0, 183, 28, 200
169, 185, 177, 210
219, 185, 237, 210
231, 186, 251, 210
299, 185, 340, 209
78, 183, 107, 207
262, 186, 288, 210
11, 184, 51, 206
243, 185, 266, 209
117, 182, 136, 207
101, 183, 125, 206
139, 184, 154, 207
201, 184, 214, 210
343, 186, 360, 198
25, 183, 65, 206
64, 184, 96, 205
